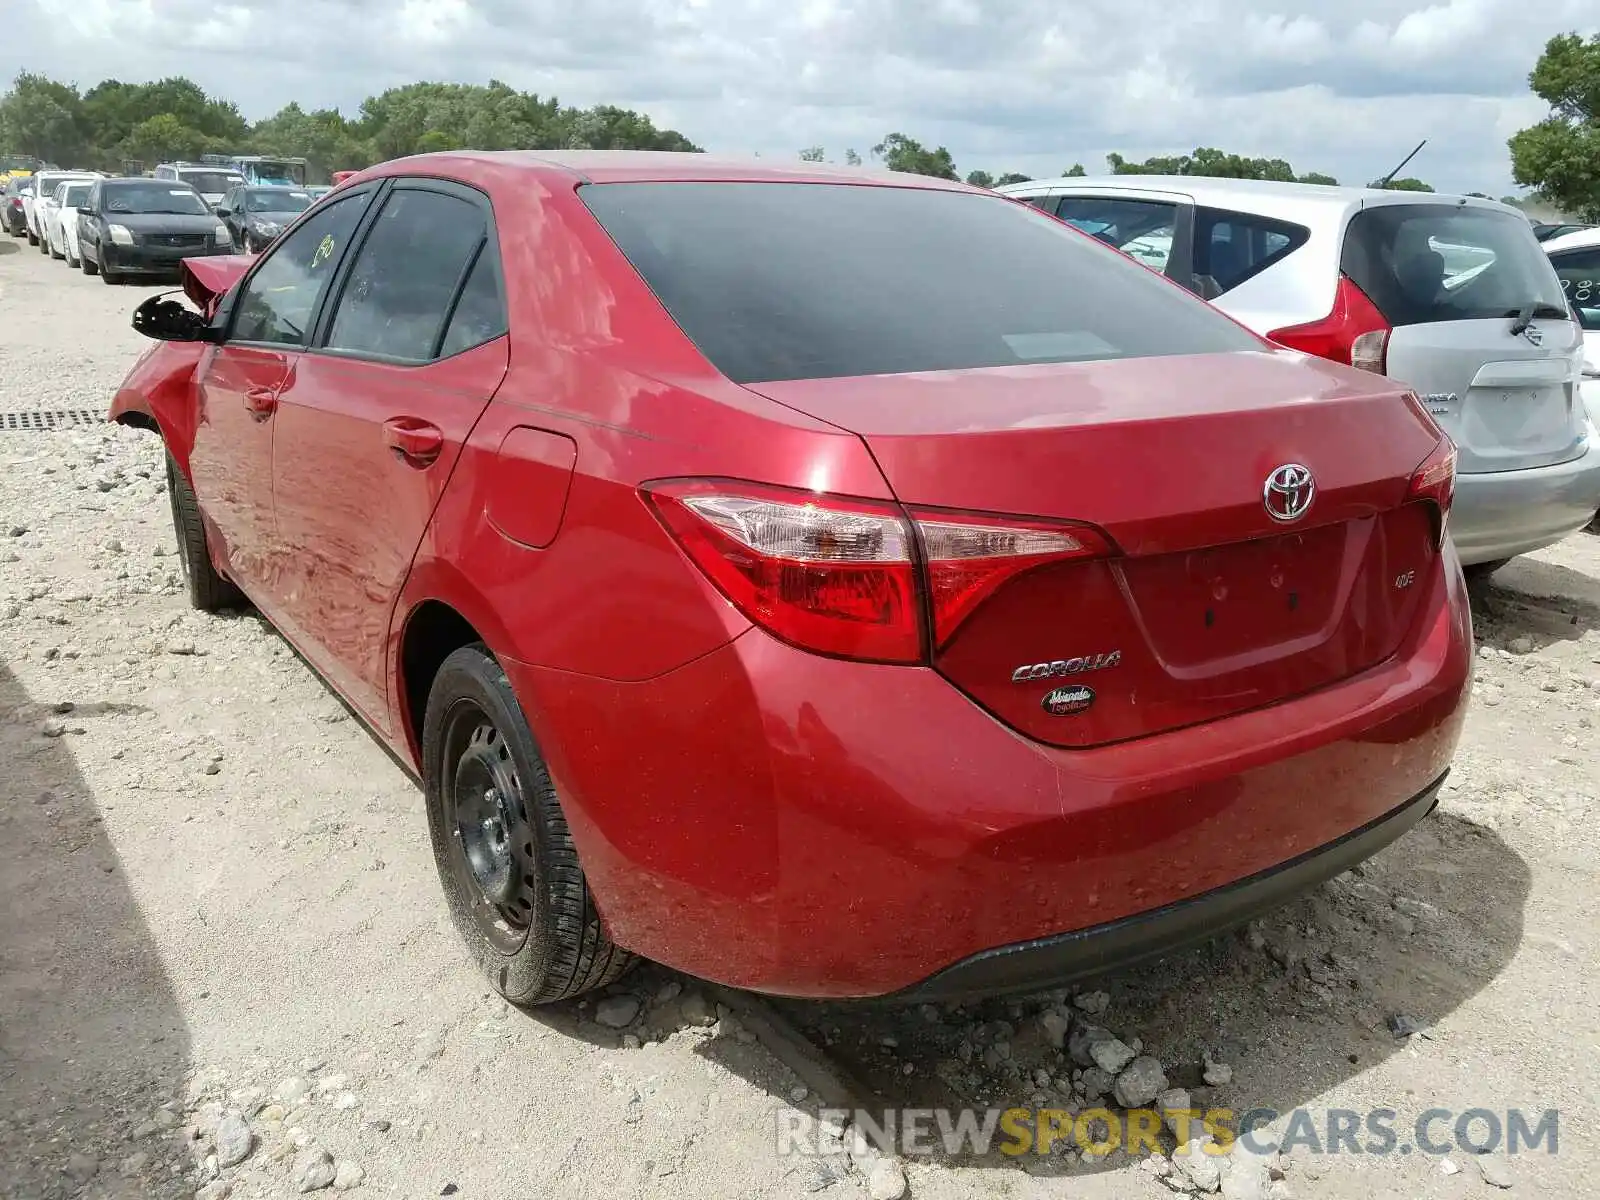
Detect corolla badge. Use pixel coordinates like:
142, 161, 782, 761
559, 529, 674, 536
1011, 650, 1122, 684
1042, 685, 1095, 716
1263, 463, 1315, 523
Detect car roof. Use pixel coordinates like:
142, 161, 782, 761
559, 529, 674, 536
1541, 226, 1600, 254
356, 149, 974, 191
994, 174, 1521, 219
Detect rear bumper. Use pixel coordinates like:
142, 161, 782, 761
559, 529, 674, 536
503, 551, 1472, 999
1451, 438, 1600, 564
894, 772, 1444, 1001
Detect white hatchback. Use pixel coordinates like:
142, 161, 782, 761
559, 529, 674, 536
999, 176, 1600, 570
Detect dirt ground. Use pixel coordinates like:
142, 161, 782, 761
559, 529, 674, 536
1, 236, 1596, 1200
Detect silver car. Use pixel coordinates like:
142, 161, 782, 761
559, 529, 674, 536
998, 176, 1600, 572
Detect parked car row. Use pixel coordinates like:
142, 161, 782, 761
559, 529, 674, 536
998, 176, 1600, 567
111, 151, 1494, 1007
6, 173, 323, 281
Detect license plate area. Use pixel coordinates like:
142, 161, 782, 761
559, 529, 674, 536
1117, 523, 1348, 669
1463, 384, 1570, 456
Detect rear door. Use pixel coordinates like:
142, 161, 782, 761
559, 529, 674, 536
267, 178, 508, 733
1342, 202, 1586, 475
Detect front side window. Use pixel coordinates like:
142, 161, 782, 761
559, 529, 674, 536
231, 194, 369, 346
1342, 204, 1569, 327
581, 182, 1259, 384
1054, 196, 1178, 273
1550, 248, 1600, 331
60, 184, 91, 208
324, 188, 487, 362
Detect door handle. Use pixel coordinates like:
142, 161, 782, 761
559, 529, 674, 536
382, 417, 444, 466
243, 387, 278, 419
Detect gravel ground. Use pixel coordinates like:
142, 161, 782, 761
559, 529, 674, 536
2, 238, 1598, 1200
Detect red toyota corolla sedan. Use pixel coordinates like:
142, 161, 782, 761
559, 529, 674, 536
111, 151, 1471, 1005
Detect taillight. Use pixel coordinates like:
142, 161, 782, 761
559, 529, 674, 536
642, 480, 1113, 663
1268, 275, 1391, 374
1407, 437, 1457, 549
909, 508, 1111, 648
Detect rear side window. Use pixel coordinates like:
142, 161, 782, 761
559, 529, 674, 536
1194, 207, 1308, 295
437, 250, 508, 358
580, 183, 1257, 383
1341, 204, 1569, 327
1055, 197, 1177, 273
324, 188, 487, 363
1550, 247, 1600, 330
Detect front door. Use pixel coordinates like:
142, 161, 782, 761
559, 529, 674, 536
268, 180, 508, 733
189, 187, 377, 602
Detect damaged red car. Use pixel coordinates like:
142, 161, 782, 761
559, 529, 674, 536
111, 152, 1471, 1005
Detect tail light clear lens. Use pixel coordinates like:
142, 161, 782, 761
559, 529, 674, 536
1407, 437, 1457, 549
643, 481, 1114, 663
1268, 275, 1392, 373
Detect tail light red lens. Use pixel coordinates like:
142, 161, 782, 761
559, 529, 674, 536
1407, 437, 1457, 549
643, 480, 1113, 663
909, 508, 1111, 648
1268, 275, 1392, 374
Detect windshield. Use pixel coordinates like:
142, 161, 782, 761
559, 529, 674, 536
580, 182, 1261, 383
246, 189, 313, 214
181, 171, 245, 194
243, 160, 307, 186
60, 184, 91, 207
1341, 204, 1569, 326
103, 183, 210, 216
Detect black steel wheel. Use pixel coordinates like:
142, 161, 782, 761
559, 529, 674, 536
423, 644, 635, 1005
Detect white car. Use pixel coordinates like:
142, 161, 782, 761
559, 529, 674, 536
1543, 225, 1600, 527
43, 179, 96, 266
152, 164, 247, 210
998, 175, 1600, 571
24, 170, 98, 246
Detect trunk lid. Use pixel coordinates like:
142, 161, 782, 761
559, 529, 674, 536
746, 349, 1445, 747
1342, 200, 1587, 475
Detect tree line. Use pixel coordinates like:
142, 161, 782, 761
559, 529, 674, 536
0, 74, 700, 178
5, 29, 1595, 219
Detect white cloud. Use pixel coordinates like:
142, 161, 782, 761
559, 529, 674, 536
7, 0, 1599, 193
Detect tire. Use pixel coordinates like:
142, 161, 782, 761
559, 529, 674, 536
165, 451, 243, 612
423, 644, 635, 1006
1464, 558, 1512, 582
25, 228, 37, 245
81, 251, 98, 276
101, 265, 120, 284
38, 231, 49, 254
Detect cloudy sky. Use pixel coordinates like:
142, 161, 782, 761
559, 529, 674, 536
6, 0, 1597, 194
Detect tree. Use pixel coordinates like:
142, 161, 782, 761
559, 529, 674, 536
1508, 32, 1600, 221
965, 169, 995, 188
995, 172, 1031, 186
1104, 146, 1338, 186
1063, 162, 1086, 177
843, 148, 861, 166
1369, 176, 1435, 192
872, 132, 958, 180
798, 145, 825, 162
1298, 172, 1339, 186
0, 72, 90, 165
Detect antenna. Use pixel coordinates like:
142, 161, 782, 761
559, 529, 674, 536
1376, 139, 1427, 188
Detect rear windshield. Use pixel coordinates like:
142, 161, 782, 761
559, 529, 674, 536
246, 189, 313, 213
1341, 204, 1569, 327
103, 183, 210, 215
580, 181, 1262, 383
180, 171, 245, 194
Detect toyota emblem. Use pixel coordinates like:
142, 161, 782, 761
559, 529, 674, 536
1263, 463, 1315, 523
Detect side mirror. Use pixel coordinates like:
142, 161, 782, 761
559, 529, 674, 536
132, 294, 218, 343
74, 206, 91, 215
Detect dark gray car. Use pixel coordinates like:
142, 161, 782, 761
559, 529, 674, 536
216, 185, 316, 253
77, 178, 233, 284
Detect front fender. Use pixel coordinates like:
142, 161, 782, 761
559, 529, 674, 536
108, 340, 208, 472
